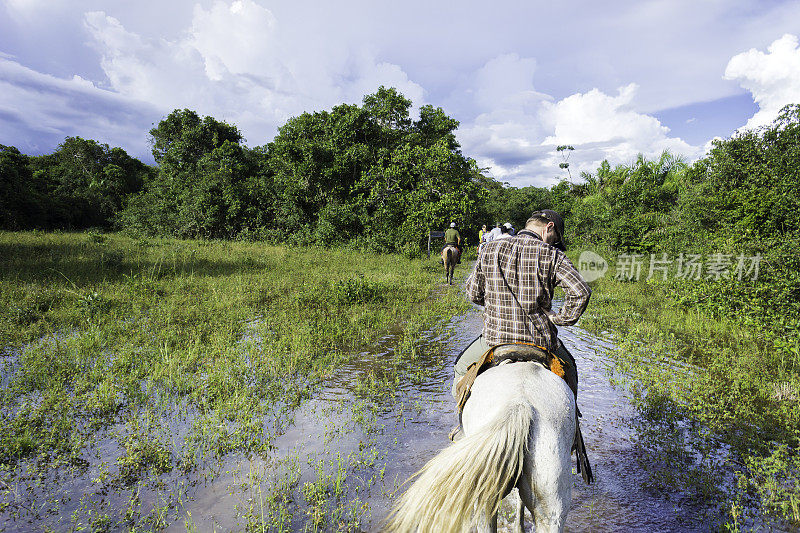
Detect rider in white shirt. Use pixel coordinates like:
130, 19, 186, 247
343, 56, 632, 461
485, 223, 502, 242
494, 224, 512, 240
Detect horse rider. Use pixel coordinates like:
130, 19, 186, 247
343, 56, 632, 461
443, 222, 462, 264
485, 222, 502, 242
451, 209, 593, 481
494, 223, 512, 240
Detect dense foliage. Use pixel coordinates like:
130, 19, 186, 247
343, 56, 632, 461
1, 138, 149, 230
116, 87, 488, 251
556, 105, 800, 324
557, 105, 800, 527
1, 87, 557, 251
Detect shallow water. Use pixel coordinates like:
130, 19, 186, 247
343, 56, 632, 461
177, 302, 723, 532
4, 292, 781, 532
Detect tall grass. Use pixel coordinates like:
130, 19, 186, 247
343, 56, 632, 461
0, 231, 469, 530
573, 250, 800, 529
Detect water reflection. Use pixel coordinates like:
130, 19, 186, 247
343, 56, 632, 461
178, 304, 718, 532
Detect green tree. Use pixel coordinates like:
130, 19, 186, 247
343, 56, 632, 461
0, 145, 45, 229
121, 110, 251, 238
149, 109, 243, 172
562, 151, 686, 251
414, 105, 460, 150
481, 185, 553, 232
121, 90, 488, 248
362, 86, 412, 132
29, 137, 148, 229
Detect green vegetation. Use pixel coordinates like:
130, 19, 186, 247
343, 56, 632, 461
560, 105, 800, 528
1, 138, 150, 230
2, 87, 489, 251
3, 80, 800, 528
0, 232, 469, 529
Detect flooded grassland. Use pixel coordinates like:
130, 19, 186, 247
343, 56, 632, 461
0, 232, 470, 531
3, 232, 796, 532
578, 270, 800, 532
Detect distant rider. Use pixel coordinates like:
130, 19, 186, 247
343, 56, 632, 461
494, 224, 511, 240
443, 222, 462, 264
485, 222, 502, 242
477, 224, 488, 254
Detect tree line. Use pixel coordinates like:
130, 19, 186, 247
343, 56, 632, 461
3, 87, 523, 253
2, 86, 799, 274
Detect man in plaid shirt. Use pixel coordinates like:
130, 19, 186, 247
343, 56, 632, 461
453, 209, 592, 396
453, 209, 591, 396
451, 211, 594, 481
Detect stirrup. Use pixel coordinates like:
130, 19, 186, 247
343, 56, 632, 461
448, 425, 463, 442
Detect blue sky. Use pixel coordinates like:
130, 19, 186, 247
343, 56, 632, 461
2, 0, 800, 187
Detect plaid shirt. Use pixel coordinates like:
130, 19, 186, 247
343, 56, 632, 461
466, 229, 591, 352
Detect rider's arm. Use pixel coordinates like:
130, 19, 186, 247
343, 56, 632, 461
550, 254, 591, 326
465, 258, 485, 306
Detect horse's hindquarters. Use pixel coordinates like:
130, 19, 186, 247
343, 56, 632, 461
387, 362, 575, 533
464, 363, 574, 433
463, 363, 575, 533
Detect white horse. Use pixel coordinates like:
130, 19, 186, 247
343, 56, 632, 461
387, 361, 576, 533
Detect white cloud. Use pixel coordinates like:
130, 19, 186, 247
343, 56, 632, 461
3, 0, 58, 13
4, 0, 35, 10
82, 1, 424, 147
725, 33, 800, 129
543, 84, 660, 145
542, 84, 699, 169
189, 0, 281, 82
84, 11, 211, 110
456, 56, 701, 187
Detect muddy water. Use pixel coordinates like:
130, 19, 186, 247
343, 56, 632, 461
180, 303, 715, 532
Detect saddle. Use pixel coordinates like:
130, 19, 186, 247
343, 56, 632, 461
455, 343, 574, 412
453, 342, 593, 484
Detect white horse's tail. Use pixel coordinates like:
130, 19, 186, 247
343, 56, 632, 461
386, 400, 531, 533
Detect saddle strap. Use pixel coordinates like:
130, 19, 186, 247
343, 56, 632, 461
455, 346, 495, 411
455, 342, 572, 412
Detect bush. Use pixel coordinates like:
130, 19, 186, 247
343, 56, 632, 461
399, 242, 422, 260
332, 278, 384, 305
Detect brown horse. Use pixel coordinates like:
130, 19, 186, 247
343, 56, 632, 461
442, 245, 458, 285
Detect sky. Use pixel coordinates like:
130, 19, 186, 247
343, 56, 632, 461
2, 0, 800, 187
